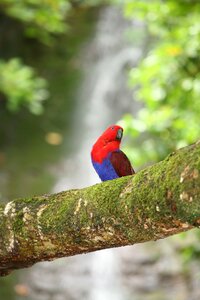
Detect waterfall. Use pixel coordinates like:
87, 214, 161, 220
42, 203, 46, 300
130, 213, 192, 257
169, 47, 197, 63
24, 6, 143, 300
53, 5, 142, 191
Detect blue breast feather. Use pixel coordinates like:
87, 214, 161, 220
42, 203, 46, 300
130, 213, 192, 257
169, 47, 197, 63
92, 153, 119, 181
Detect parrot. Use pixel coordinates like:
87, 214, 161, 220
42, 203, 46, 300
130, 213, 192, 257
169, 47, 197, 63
91, 124, 135, 181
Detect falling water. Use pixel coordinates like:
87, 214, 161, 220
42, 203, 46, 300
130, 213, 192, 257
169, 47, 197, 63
53, 6, 142, 191
24, 5, 143, 300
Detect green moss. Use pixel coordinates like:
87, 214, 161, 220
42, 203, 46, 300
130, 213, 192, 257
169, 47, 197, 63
1, 143, 200, 274
13, 211, 24, 232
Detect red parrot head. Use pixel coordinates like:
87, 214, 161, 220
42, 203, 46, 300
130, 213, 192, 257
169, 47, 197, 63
100, 125, 123, 143
91, 125, 123, 163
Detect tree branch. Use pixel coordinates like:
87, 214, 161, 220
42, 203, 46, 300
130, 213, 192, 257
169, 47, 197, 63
0, 142, 200, 276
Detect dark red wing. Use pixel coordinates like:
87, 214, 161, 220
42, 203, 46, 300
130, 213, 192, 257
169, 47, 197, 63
110, 150, 135, 177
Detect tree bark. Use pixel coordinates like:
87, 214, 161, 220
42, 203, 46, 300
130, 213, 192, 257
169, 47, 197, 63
0, 142, 200, 276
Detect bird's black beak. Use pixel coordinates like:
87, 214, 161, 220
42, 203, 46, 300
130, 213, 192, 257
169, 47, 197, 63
116, 128, 123, 141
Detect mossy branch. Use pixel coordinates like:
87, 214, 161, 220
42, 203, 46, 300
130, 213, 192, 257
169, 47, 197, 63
1, 142, 200, 276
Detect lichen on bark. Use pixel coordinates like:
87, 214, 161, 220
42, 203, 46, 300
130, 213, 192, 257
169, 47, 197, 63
0, 142, 200, 276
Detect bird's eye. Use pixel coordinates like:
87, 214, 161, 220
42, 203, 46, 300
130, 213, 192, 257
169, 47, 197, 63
111, 126, 115, 130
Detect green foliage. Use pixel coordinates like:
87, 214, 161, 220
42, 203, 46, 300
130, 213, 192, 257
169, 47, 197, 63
0, 0, 72, 114
0, 0, 107, 114
0, 0, 71, 43
0, 58, 48, 114
180, 242, 200, 263
121, 0, 200, 167
177, 230, 200, 263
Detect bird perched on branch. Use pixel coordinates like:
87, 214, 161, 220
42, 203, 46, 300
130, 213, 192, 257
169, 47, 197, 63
91, 125, 135, 181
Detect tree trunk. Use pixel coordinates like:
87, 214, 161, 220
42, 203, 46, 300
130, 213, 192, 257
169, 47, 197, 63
0, 142, 200, 276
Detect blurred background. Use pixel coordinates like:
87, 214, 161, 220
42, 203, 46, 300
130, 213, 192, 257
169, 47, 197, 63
0, 0, 200, 299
